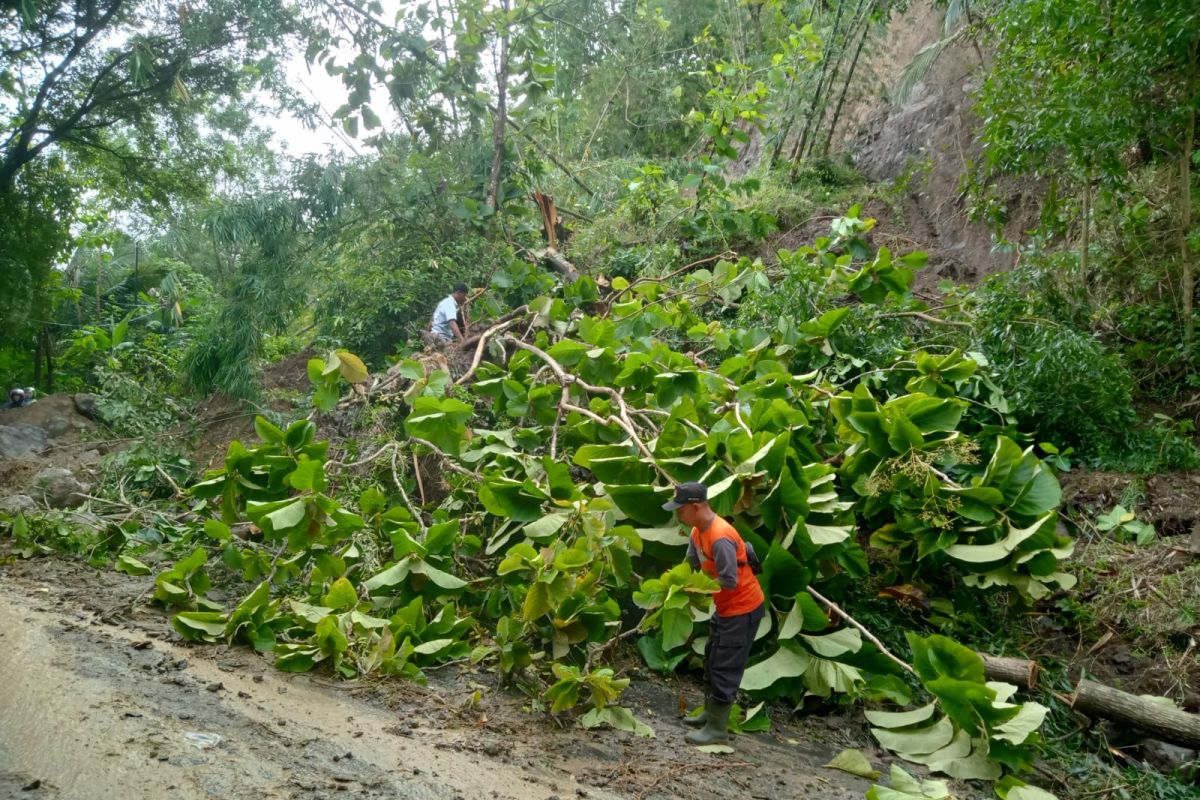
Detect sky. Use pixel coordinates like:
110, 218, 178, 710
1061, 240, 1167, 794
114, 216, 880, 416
268, 58, 364, 158
265, 1, 409, 159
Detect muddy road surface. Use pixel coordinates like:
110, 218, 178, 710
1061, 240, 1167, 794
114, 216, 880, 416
0, 558, 900, 800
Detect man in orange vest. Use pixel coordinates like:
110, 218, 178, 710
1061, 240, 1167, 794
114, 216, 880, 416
663, 481, 765, 745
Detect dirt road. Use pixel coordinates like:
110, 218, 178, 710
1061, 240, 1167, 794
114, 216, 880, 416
0, 558, 897, 800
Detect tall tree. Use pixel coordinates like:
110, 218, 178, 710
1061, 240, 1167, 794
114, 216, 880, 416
0, 0, 304, 382
978, 0, 1200, 336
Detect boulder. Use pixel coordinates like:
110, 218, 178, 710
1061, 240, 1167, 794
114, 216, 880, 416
33, 467, 88, 509
0, 494, 37, 515
73, 393, 99, 420
1142, 739, 1199, 779
43, 415, 73, 438
0, 423, 49, 458
0, 394, 96, 441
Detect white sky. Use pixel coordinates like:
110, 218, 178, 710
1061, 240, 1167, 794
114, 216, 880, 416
268, 59, 364, 158
265, 2, 410, 158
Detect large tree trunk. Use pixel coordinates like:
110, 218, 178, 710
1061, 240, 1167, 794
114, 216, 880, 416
532, 192, 579, 282
44, 328, 53, 393
33, 335, 42, 388
1072, 679, 1200, 749
485, 0, 511, 213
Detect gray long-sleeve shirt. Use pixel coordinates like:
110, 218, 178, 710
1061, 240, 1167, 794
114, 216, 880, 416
687, 534, 740, 590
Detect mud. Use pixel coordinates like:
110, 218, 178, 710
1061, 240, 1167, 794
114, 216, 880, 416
0, 557, 941, 800
0, 579, 604, 800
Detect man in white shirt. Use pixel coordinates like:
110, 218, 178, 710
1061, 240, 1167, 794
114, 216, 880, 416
431, 283, 469, 343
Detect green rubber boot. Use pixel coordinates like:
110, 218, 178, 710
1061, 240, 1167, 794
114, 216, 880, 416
685, 701, 731, 745
683, 699, 708, 728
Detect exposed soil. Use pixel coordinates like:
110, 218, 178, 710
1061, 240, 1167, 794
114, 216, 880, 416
191, 351, 319, 470
825, 0, 1044, 293
1061, 470, 1200, 541
0, 555, 966, 800
1023, 470, 1200, 709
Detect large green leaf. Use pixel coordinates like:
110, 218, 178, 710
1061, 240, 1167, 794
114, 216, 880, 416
871, 715, 955, 756
864, 702, 937, 729
908, 632, 986, 684
605, 484, 673, 526
410, 559, 468, 590
405, 396, 475, 455
801, 627, 861, 658
363, 560, 412, 592
778, 592, 830, 639
479, 477, 548, 521
887, 394, 966, 434
741, 642, 811, 691
173, 611, 228, 641
660, 606, 693, 651
264, 500, 307, 534
866, 765, 950, 799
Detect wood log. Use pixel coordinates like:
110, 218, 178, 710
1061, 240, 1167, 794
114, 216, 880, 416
539, 248, 580, 282
1071, 678, 1200, 749
533, 192, 559, 250
979, 654, 1040, 691
457, 306, 530, 351
529, 192, 579, 282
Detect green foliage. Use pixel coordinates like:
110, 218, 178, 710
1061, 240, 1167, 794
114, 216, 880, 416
979, 0, 1198, 183
182, 196, 310, 399
5, 2, 1195, 794
307, 350, 369, 412
1095, 506, 1156, 546
0, 0, 301, 351
866, 765, 951, 800
633, 563, 719, 651
971, 268, 1136, 453
544, 664, 629, 713
96, 440, 196, 501
867, 634, 1050, 781
7, 200, 1097, 792
0, 511, 114, 562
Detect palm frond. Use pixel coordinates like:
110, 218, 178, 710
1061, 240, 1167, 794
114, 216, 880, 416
892, 31, 961, 108
942, 0, 970, 37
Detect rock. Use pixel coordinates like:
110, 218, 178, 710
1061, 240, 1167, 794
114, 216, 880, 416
33, 467, 88, 509
73, 393, 99, 420
43, 416, 73, 438
1142, 739, 1199, 779
0, 494, 37, 514
0, 423, 49, 458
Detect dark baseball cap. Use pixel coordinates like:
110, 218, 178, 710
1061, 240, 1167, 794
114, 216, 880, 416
662, 481, 708, 510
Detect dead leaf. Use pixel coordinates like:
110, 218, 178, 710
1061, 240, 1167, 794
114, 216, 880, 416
1084, 630, 1114, 657
877, 584, 930, 612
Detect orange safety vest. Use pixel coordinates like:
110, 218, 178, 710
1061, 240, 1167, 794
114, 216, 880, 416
691, 516, 765, 617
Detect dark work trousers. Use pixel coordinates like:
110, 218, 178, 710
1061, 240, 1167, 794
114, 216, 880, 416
704, 603, 765, 705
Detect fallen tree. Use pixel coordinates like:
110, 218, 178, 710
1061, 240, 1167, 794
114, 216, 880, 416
1071, 679, 1200, 749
